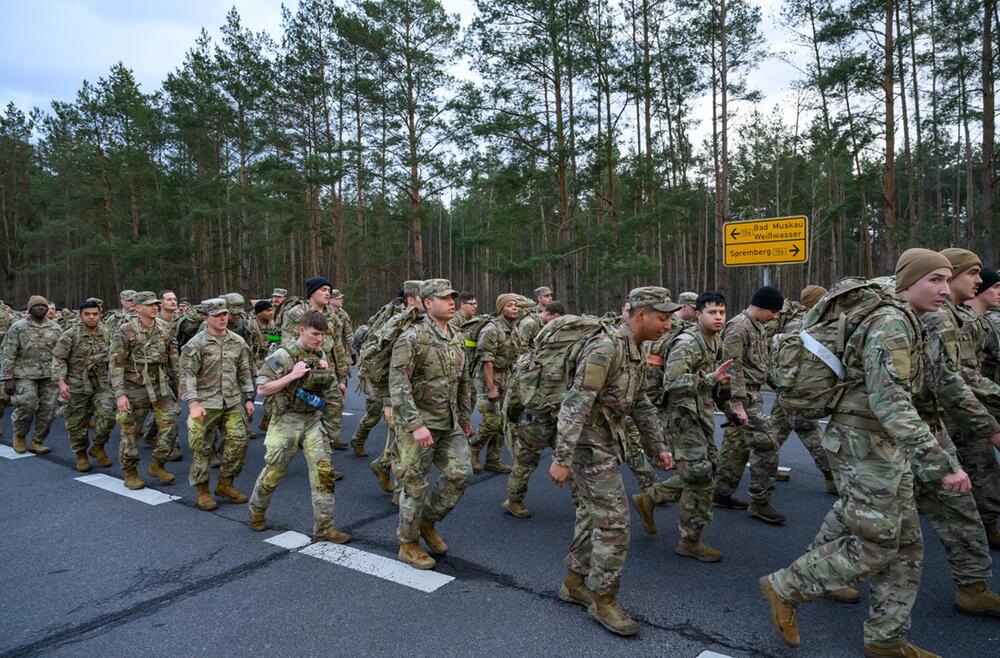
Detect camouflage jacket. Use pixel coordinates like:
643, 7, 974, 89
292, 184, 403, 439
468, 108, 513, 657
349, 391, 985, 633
102, 309, 135, 339
0, 317, 62, 380
281, 303, 349, 383
722, 310, 769, 399
390, 316, 471, 433
516, 312, 543, 348
109, 317, 180, 399
256, 341, 336, 420
335, 307, 353, 359
475, 315, 522, 392
662, 327, 728, 433
921, 301, 1000, 436
180, 329, 255, 409
643, 317, 693, 399
953, 302, 1000, 419
51, 323, 111, 394
247, 316, 277, 368
157, 313, 182, 342
554, 323, 667, 467
983, 308, 1000, 384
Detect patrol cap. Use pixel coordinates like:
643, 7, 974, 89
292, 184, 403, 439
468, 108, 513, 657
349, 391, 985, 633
331, 289, 345, 300
534, 286, 553, 297
224, 292, 245, 310
133, 291, 160, 306
627, 286, 682, 313
420, 279, 458, 299
85, 297, 104, 309
79, 299, 101, 311
677, 291, 698, 306
403, 280, 423, 297
201, 298, 229, 316
271, 288, 288, 297
120, 289, 137, 302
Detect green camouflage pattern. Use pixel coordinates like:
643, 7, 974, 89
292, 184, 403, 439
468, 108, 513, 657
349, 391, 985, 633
396, 426, 472, 541
52, 323, 114, 451
180, 330, 255, 409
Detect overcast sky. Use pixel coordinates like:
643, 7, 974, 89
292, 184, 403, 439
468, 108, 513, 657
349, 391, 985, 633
0, 0, 803, 142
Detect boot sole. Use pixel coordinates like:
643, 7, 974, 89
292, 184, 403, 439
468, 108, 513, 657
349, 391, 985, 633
586, 605, 640, 637
399, 555, 436, 570
758, 576, 800, 648
955, 603, 1000, 618
503, 502, 532, 518
713, 499, 748, 510
675, 546, 722, 563
749, 510, 785, 525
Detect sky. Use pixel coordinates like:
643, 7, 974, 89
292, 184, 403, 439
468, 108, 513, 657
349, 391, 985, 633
0, 0, 805, 143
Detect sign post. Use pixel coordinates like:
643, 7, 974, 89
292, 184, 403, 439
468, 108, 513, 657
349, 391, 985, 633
723, 215, 809, 267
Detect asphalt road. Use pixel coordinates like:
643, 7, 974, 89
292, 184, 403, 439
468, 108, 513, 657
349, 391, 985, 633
1, 381, 997, 658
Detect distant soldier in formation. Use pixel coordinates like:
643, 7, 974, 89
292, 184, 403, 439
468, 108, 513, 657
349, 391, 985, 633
0, 299, 18, 437
158, 290, 181, 338
103, 289, 137, 337
516, 285, 553, 347
330, 289, 353, 362
449, 292, 481, 417
271, 288, 288, 311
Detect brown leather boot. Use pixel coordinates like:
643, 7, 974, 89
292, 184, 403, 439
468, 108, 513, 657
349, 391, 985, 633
862, 642, 940, 657
89, 443, 112, 467
484, 459, 512, 474
676, 538, 723, 562
74, 450, 91, 472
250, 510, 267, 531
28, 440, 51, 455
168, 445, 183, 461
352, 441, 368, 458
558, 569, 592, 607
195, 483, 218, 511
330, 438, 348, 451
759, 576, 800, 647
955, 581, 1000, 618
470, 449, 482, 473
503, 499, 531, 519
399, 541, 436, 569
824, 472, 838, 495
713, 493, 748, 509
420, 521, 448, 554
631, 492, 656, 535
147, 459, 175, 485
370, 461, 393, 493
12, 435, 27, 453
314, 527, 351, 544
587, 590, 640, 637
215, 476, 248, 503
748, 502, 786, 525
123, 467, 145, 490
825, 587, 860, 604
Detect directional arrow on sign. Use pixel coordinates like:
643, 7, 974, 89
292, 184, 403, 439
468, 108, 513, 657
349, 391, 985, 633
730, 228, 740, 240
790, 244, 800, 257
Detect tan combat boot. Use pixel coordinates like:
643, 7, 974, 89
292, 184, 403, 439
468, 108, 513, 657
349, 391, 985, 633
862, 642, 940, 657
370, 461, 393, 493
352, 441, 368, 458
484, 459, 512, 474
587, 590, 640, 637
89, 443, 112, 467
147, 459, 175, 485
399, 541, 436, 570
676, 538, 723, 563
250, 510, 267, 531
758, 576, 800, 647
74, 450, 91, 473
631, 492, 656, 535
824, 472, 838, 495
12, 435, 27, 453
28, 440, 51, 455
314, 527, 351, 544
503, 499, 531, 519
470, 449, 482, 473
825, 587, 860, 604
420, 521, 448, 554
215, 476, 248, 503
748, 502, 786, 525
168, 445, 183, 461
557, 569, 592, 607
955, 581, 1000, 618
123, 467, 145, 490
195, 483, 218, 511
330, 437, 348, 451
986, 523, 1000, 550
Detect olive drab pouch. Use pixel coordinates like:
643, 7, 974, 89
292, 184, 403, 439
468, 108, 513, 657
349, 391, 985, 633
301, 367, 334, 393
357, 306, 422, 394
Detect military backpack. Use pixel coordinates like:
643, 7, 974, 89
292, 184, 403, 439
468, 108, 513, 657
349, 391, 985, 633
357, 306, 423, 395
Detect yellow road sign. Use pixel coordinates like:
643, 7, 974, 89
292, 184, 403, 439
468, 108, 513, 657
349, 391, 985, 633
723, 215, 809, 267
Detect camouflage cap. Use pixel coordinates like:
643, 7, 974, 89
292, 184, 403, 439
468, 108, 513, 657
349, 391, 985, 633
271, 288, 288, 297
420, 278, 458, 299
403, 280, 424, 296
86, 297, 104, 308
201, 298, 229, 316
120, 289, 137, 302
330, 289, 345, 299
224, 292, 245, 309
133, 291, 160, 306
534, 286, 553, 297
678, 291, 698, 306
628, 286, 682, 313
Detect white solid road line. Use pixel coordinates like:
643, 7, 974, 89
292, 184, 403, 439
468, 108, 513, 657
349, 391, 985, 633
75, 473, 181, 505
0, 444, 36, 460
695, 651, 733, 658
265, 530, 455, 593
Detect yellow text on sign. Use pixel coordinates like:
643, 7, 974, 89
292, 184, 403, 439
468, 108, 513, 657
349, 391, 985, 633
723, 216, 809, 267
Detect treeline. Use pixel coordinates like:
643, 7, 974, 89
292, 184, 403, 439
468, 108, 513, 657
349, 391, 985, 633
0, 0, 997, 317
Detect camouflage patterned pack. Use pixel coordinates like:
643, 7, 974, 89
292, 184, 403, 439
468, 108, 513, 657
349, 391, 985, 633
175, 304, 205, 349
272, 296, 308, 331
357, 306, 423, 395
771, 276, 910, 419
453, 313, 492, 351
513, 314, 618, 412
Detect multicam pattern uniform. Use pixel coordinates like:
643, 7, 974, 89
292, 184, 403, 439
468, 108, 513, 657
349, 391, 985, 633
0, 304, 15, 430
51, 323, 115, 452
769, 305, 962, 649
390, 316, 472, 542
473, 315, 522, 463
983, 308, 1000, 385
180, 330, 255, 487
0, 317, 63, 442
554, 323, 668, 596
352, 302, 404, 452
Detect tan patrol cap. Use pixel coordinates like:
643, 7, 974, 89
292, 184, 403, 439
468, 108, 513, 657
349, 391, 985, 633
202, 298, 229, 316
271, 288, 288, 297
420, 279, 458, 298
133, 291, 160, 306
628, 286, 682, 313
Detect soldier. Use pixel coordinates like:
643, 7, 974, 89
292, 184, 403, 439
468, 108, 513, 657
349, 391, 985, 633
470, 294, 522, 473
675, 292, 699, 323
0, 299, 18, 436
981, 269, 1000, 383
110, 291, 181, 490
760, 249, 972, 656
549, 286, 675, 637
271, 288, 287, 311
103, 289, 137, 337
223, 293, 251, 343
1, 295, 62, 454
281, 277, 350, 453
391, 279, 473, 570
158, 290, 181, 337
178, 298, 190, 315
449, 292, 481, 419
516, 285, 553, 347
633, 292, 734, 560
248, 300, 275, 368
142, 290, 185, 458
330, 290, 353, 362
181, 298, 256, 511
52, 300, 115, 471
713, 285, 785, 524
247, 310, 350, 544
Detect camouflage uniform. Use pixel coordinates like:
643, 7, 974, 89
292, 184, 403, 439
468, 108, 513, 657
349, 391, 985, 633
351, 300, 405, 452
983, 308, 1000, 385
516, 311, 543, 348
180, 324, 255, 487
51, 323, 115, 453
449, 312, 485, 422
714, 310, 777, 505
768, 303, 962, 649
334, 306, 353, 362
390, 309, 472, 543
247, 315, 276, 370
0, 302, 21, 434
110, 313, 181, 471
473, 314, 522, 465
555, 322, 668, 596
248, 342, 340, 535
0, 315, 62, 444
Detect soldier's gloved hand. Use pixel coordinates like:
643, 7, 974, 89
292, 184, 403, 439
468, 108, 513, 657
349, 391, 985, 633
942, 470, 972, 493
2, 380, 13, 396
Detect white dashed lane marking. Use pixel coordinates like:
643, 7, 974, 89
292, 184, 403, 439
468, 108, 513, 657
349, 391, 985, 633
265, 530, 455, 593
75, 473, 181, 505
695, 651, 733, 658
0, 444, 36, 460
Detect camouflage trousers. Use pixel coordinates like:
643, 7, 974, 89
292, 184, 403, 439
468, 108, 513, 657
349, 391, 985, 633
396, 425, 472, 542
187, 406, 249, 487
770, 398, 831, 475
815, 425, 991, 586
663, 412, 717, 541
945, 418, 1000, 528
472, 396, 504, 463
769, 423, 922, 649
565, 441, 630, 596
623, 416, 660, 492
714, 390, 777, 505
10, 378, 59, 442
117, 383, 180, 470
508, 410, 558, 503
249, 411, 337, 535
320, 384, 345, 448
351, 394, 383, 449
65, 388, 115, 453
